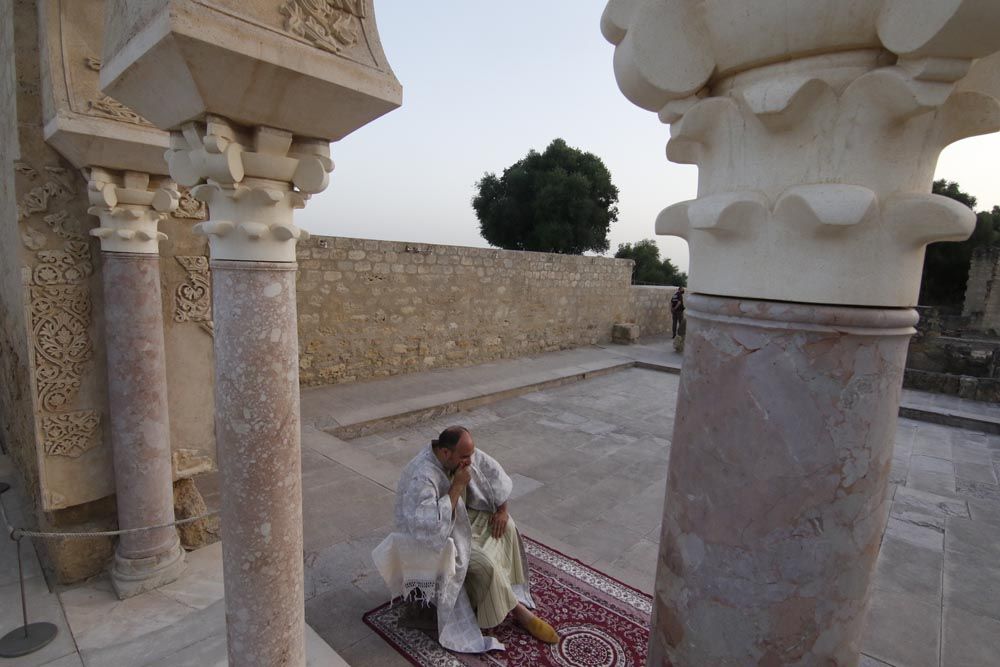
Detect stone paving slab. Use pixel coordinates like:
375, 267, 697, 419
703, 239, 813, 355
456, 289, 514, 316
301, 363, 1000, 667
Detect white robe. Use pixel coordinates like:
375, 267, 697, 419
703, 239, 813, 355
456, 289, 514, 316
389, 445, 535, 653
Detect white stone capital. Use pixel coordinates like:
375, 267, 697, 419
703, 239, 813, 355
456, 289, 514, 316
165, 117, 329, 263
604, 0, 1000, 307
87, 168, 176, 254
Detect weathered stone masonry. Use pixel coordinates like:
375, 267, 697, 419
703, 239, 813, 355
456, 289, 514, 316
295, 236, 653, 386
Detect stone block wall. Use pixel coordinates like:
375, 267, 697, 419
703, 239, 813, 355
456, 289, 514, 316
296, 236, 635, 386
963, 246, 1000, 333
628, 285, 680, 337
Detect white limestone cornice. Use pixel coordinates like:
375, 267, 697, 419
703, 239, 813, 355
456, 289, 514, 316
165, 117, 331, 263
602, 0, 1000, 307
87, 168, 176, 254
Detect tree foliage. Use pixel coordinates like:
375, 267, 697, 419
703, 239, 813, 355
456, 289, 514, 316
615, 239, 687, 286
473, 139, 619, 254
920, 180, 1000, 307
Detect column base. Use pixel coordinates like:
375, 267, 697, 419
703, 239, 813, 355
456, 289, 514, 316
111, 537, 186, 600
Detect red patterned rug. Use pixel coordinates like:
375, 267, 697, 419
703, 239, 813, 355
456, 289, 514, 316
362, 537, 652, 667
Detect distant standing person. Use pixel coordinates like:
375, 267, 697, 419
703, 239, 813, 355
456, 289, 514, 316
670, 287, 685, 338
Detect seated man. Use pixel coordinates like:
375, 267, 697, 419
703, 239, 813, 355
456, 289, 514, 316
375, 425, 558, 653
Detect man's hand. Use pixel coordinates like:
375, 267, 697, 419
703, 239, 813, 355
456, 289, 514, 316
448, 465, 471, 510
490, 506, 509, 539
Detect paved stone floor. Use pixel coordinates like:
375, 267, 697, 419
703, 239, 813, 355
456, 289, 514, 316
3, 340, 999, 666
299, 367, 1000, 667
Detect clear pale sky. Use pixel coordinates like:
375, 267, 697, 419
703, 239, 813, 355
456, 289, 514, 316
298, 1, 1000, 274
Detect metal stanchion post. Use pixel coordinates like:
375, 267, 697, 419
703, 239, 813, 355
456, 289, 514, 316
0, 481, 58, 657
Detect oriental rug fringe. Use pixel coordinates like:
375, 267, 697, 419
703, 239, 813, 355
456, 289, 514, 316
362, 537, 652, 667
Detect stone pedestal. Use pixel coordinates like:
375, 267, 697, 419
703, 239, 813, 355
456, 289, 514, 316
601, 2, 1000, 665
88, 169, 184, 598
652, 295, 915, 665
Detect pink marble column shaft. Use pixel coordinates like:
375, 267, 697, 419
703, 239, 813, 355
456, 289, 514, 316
102, 252, 184, 597
650, 294, 917, 667
211, 260, 305, 667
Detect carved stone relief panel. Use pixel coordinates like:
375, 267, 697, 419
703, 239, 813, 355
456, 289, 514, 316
279, 0, 367, 54
174, 256, 214, 336
15, 158, 106, 510
172, 187, 208, 221
41, 410, 101, 458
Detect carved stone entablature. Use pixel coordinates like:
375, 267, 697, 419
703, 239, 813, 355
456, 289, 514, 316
280, 0, 367, 54
42, 410, 101, 458
165, 117, 332, 262
174, 256, 214, 336
602, 0, 1000, 307
101, 0, 402, 142
39, 0, 169, 174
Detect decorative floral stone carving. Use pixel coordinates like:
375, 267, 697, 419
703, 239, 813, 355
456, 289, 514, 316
174, 256, 214, 336
172, 188, 208, 220
280, 0, 366, 53
16, 162, 96, 419
42, 410, 101, 458
87, 95, 153, 127
30, 285, 93, 413
32, 241, 93, 286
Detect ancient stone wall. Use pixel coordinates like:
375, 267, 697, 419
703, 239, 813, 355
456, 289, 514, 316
963, 246, 1000, 333
628, 285, 679, 337
296, 236, 635, 386
0, 0, 39, 499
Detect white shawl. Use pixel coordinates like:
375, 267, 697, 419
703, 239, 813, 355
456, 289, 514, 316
378, 445, 535, 653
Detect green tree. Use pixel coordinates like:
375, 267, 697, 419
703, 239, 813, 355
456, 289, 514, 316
919, 180, 999, 306
473, 139, 619, 254
615, 239, 688, 286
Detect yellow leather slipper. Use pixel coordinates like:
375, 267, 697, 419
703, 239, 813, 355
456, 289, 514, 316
523, 615, 559, 644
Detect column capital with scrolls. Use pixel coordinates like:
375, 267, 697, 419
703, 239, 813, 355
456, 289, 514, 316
603, 0, 1000, 307
87, 168, 177, 254
165, 116, 333, 263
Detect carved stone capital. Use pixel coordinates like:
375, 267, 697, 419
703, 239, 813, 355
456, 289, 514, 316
87, 168, 176, 254
603, 0, 1000, 307
166, 117, 331, 262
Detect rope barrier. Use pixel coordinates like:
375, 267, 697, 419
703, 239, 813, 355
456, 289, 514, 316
7, 512, 219, 540
0, 482, 217, 541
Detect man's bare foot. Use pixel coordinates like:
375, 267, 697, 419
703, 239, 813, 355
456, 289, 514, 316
512, 603, 559, 644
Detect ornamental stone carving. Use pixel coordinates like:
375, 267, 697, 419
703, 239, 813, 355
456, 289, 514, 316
172, 187, 208, 220
30, 284, 93, 413
174, 256, 214, 336
166, 117, 331, 262
602, 0, 1000, 307
87, 168, 177, 254
280, 0, 367, 53
88, 95, 153, 127
42, 410, 101, 458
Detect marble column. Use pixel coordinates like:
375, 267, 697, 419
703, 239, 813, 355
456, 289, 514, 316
87, 168, 185, 599
165, 117, 328, 666
601, 2, 1000, 665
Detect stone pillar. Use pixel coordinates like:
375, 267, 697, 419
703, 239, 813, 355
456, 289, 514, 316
601, 2, 1000, 665
87, 168, 185, 598
164, 117, 329, 666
